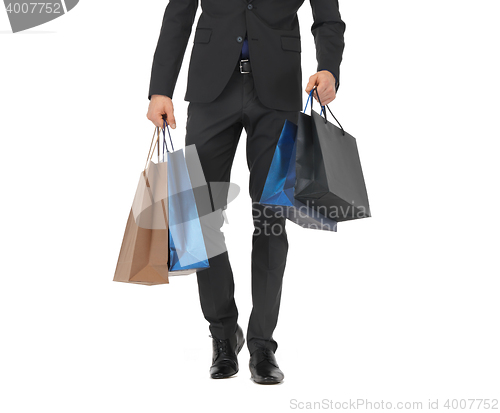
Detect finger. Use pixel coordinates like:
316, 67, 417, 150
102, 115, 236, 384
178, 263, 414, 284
319, 90, 336, 106
316, 85, 334, 105
146, 108, 157, 125
305, 74, 318, 93
322, 97, 333, 106
153, 113, 164, 128
314, 87, 325, 104
324, 92, 337, 105
319, 95, 332, 106
165, 106, 176, 129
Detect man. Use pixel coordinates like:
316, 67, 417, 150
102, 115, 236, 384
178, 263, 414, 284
146, 0, 345, 384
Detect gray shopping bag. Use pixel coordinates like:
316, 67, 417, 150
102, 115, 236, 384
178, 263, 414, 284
295, 89, 371, 222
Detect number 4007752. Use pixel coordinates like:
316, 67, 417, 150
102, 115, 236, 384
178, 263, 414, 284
5, 3, 62, 14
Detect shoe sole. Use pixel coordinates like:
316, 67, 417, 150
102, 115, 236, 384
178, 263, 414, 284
251, 376, 283, 385
211, 370, 238, 379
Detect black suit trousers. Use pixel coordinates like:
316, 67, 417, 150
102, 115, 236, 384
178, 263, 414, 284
185, 63, 299, 355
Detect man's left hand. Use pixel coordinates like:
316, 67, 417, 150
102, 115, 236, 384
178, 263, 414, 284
305, 70, 337, 106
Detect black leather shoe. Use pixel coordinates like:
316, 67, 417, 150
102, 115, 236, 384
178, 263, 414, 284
209, 325, 245, 379
249, 346, 284, 384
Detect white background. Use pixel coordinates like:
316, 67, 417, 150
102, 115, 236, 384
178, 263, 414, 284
1, 1, 499, 412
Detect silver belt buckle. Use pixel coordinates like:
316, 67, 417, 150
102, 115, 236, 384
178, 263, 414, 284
240, 59, 250, 74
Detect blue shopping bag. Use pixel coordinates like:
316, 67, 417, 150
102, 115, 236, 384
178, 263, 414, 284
161, 122, 210, 272
259, 97, 338, 232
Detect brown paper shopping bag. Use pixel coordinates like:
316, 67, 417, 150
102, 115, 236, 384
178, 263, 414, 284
113, 208, 170, 285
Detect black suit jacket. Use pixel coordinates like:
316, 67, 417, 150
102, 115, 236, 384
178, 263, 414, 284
148, 0, 346, 111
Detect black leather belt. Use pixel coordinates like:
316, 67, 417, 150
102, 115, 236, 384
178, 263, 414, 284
236, 59, 252, 73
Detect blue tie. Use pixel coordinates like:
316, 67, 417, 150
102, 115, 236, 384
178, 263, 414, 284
241, 35, 249, 59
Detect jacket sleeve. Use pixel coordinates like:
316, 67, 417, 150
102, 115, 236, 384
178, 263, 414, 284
309, 0, 346, 92
148, 0, 199, 100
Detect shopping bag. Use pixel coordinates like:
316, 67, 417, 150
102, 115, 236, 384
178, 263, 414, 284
113, 125, 210, 285
113, 127, 171, 285
113, 208, 170, 285
295, 89, 371, 222
167, 149, 210, 271
164, 124, 210, 272
259, 118, 338, 231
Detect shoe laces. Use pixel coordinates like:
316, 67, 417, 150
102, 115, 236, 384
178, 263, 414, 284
255, 344, 274, 361
210, 335, 231, 355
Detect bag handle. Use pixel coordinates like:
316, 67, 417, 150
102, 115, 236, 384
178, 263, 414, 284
303, 87, 346, 136
142, 126, 168, 228
303, 88, 314, 114
144, 126, 161, 172
143, 117, 177, 170
161, 117, 175, 161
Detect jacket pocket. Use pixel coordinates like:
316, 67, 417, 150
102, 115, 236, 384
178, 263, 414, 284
281, 36, 301, 52
194, 28, 212, 44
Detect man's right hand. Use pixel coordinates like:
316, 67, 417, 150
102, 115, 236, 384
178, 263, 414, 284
147, 95, 176, 129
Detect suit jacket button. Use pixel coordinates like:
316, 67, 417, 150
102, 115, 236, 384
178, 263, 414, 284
237, 36, 243, 43
247, 4, 253, 9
